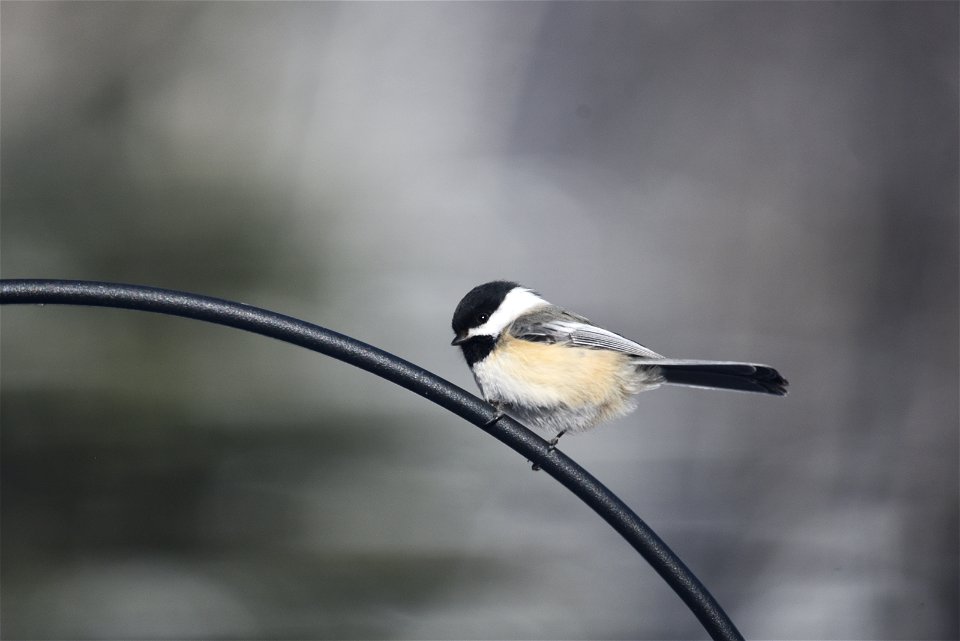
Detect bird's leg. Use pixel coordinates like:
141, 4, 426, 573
532, 429, 568, 472
547, 428, 568, 452
485, 403, 550, 472
484, 401, 506, 427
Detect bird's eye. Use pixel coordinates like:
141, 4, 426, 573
478, 313, 489, 323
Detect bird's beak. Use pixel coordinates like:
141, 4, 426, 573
451, 333, 468, 346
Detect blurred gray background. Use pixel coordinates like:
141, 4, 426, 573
2, 2, 957, 639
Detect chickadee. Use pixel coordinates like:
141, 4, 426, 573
451, 281, 787, 441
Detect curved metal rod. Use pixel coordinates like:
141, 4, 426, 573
0, 278, 744, 641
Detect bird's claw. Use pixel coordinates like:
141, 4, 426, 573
531, 429, 568, 471
484, 411, 506, 427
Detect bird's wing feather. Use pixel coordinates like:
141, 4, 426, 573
510, 310, 664, 359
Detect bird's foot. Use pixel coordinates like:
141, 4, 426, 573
547, 429, 568, 452
531, 429, 568, 472
483, 411, 506, 427
484, 402, 506, 427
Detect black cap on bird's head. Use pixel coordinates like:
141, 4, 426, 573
451, 280, 519, 345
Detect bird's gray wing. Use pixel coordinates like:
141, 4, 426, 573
510, 309, 664, 359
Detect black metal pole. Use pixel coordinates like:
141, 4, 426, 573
0, 278, 744, 641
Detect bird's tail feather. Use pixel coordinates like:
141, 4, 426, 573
647, 359, 788, 396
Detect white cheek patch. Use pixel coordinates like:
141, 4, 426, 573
467, 288, 549, 338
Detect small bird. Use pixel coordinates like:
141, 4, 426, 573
451, 281, 787, 443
